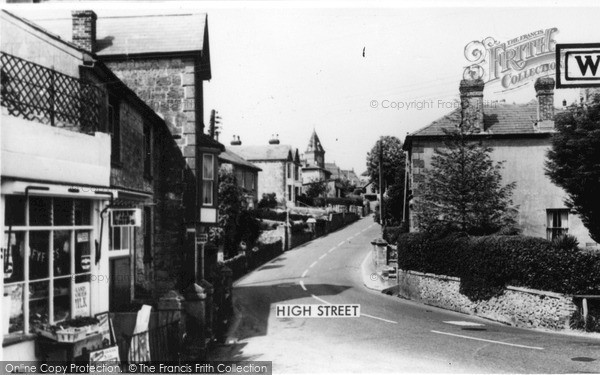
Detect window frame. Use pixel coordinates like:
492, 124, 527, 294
202, 154, 215, 206
108, 95, 121, 165
3, 196, 93, 338
143, 122, 153, 179
546, 208, 569, 241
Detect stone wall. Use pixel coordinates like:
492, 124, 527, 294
398, 270, 577, 330
106, 57, 199, 171
110, 100, 152, 192
110, 92, 195, 302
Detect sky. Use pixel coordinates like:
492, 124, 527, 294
4, 0, 600, 175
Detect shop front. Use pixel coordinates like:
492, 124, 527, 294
1, 182, 118, 361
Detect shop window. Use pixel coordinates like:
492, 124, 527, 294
203, 154, 215, 206
3, 196, 93, 338
547, 209, 569, 240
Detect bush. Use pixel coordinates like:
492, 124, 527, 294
397, 231, 600, 301
258, 193, 278, 209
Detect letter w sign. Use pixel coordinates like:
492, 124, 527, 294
557, 44, 600, 88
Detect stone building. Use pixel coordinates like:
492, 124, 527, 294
34, 9, 225, 279
403, 77, 598, 249
231, 137, 302, 207
219, 144, 262, 209
0, 8, 194, 359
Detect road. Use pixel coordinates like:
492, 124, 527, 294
211, 217, 600, 373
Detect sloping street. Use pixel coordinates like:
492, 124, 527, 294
211, 217, 600, 373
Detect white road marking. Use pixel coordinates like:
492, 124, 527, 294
431, 330, 544, 350
362, 313, 398, 324
337, 241, 345, 247
319, 253, 327, 260
301, 270, 308, 278
309, 261, 318, 268
348, 235, 355, 240
443, 321, 485, 327
303, 273, 398, 325
310, 294, 332, 305
299, 280, 307, 291
328, 247, 336, 253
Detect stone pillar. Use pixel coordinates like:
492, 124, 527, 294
158, 290, 186, 347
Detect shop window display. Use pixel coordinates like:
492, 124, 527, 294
3, 196, 93, 338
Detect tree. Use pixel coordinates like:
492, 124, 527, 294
366, 136, 405, 191
414, 124, 517, 235
546, 93, 600, 243
305, 178, 329, 198
213, 170, 260, 258
366, 136, 406, 225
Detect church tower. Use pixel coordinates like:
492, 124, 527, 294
305, 130, 325, 168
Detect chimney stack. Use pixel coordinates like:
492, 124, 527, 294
231, 135, 241, 146
268, 134, 280, 145
459, 78, 485, 132
72, 10, 97, 53
534, 77, 555, 123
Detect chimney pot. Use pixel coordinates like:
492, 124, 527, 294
72, 10, 97, 53
459, 78, 485, 132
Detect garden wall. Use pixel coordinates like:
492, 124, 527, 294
398, 269, 577, 330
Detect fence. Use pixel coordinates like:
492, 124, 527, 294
117, 319, 182, 364
0, 52, 103, 133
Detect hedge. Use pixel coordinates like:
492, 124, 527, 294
253, 208, 311, 222
397, 232, 600, 301
298, 196, 364, 208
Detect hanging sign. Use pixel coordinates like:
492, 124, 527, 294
110, 209, 142, 227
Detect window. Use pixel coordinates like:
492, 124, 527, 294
287, 163, 291, 179
547, 209, 569, 240
245, 172, 255, 192
288, 185, 292, 201
202, 154, 215, 206
3, 196, 92, 337
143, 123, 152, 178
143, 207, 152, 264
294, 164, 299, 181
108, 95, 121, 164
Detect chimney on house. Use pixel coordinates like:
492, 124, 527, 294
459, 78, 485, 132
72, 10, 97, 53
534, 77, 555, 124
269, 134, 280, 145
231, 135, 242, 146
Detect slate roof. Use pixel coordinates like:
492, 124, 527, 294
28, 12, 207, 56
232, 145, 298, 162
306, 130, 325, 153
325, 163, 342, 179
219, 149, 262, 171
409, 100, 559, 137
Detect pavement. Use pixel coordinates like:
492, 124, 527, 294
210, 216, 600, 374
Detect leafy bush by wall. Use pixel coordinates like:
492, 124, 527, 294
397, 232, 600, 301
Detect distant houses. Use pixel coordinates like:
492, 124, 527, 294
231, 136, 302, 207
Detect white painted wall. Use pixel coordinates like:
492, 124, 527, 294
1, 116, 111, 187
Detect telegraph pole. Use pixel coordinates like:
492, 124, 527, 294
378, 137, 385, 230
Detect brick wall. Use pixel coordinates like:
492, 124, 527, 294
106, 57, 199, 172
